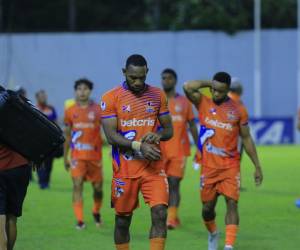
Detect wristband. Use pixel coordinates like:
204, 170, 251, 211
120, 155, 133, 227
131, 141, 141, 151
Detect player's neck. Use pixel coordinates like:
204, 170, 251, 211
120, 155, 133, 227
77, 100, 90, 107
165, 89, 176, 98
213, 96, 229, 105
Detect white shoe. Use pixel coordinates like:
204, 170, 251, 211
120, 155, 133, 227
208, 231, 219, 250
224, 245, 233, 250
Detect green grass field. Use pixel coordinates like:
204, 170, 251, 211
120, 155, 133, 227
15, 146, 300, 250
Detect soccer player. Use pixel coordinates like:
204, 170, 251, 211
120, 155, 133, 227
183, 72, 263, 250
160, 68, 198, 229
0, 145, 31, 250
64, 79, 103, 229
101, 54, 173, 250
228, 77, 243, 104
35, 90, 58, 189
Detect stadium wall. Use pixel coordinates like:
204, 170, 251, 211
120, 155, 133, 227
0, 30, 298, 142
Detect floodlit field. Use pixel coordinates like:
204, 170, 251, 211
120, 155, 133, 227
15, 146, 300, 250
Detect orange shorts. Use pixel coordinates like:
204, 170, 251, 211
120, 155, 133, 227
164, 157, 186, 179
70, 159, 103, 183
200, 167, 240, 202
111, 171, 169, 215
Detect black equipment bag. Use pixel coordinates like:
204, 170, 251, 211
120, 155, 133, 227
0, 86, 65, 165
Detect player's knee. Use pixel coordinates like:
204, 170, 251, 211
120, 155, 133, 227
226, 198, 238, 211
151, 205, 167, 224
93, 182, 103, 193
202, 203, 215, 217
168, 177, 179, 189
73, 182, 83, 192
116, 215, 131, 230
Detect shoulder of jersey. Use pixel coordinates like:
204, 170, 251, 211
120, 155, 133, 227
65, 102, 76, 112
147, 85, 163, 93
102, 86, 123, 97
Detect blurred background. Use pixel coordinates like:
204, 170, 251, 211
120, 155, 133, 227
1, 1, 300, 250
1, 0, 299, 146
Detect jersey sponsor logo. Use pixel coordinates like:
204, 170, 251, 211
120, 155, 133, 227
74, 143, 94, 151
122, 105, 131, 113
145, 101, 155, 113
205, 117, 233, 131
73, 122, 95, 129
120, 118, 155, 127
171, 114, 183, 122
100, 101, 106, 111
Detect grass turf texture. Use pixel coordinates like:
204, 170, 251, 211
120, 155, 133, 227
16, 146, 300, 250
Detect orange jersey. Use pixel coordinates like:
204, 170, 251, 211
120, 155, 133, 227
228, 92, 242, 104
161, 94, 194, 158
101, 82, 169, 178
0, 145, 28, 171
64, 102, 102, 161
198, 96, 248, 169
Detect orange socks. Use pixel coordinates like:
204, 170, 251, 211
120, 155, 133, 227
93, 199, 102, 214
150, 238, 166, 250
167, 206, 177, 222
115, 243, 129, 250
73, 201, 84, 222
204, 220, 217, 233
225, 224, 238, 247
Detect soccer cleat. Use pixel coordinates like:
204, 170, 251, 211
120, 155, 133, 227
208, 231, 219, 250
93, 213, 103, 227
167, 218, 181, 230
75, 221, 86, 230
224, 246, 233, 250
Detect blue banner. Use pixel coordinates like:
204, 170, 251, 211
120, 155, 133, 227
249, 117, 294, 145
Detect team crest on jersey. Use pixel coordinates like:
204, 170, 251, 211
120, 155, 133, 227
114, 179, 125, 198
175, 104, 182, 113
145, 101, 155, 113
209, 108, 217, 115
100, 101, 106, 111
227, 111, 237, 120
88, 111, 95, 121
200, 175, 205, 190
122, 105, 131, 113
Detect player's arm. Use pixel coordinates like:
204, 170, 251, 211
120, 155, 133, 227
240, 124, 263, 186
183, 80, 212, 107
140, 114, 173, 144
63, 125, 71, 171
188, 119, 198, 146
157, 113, 173, 141
141, 90, 173, 145
102, 117, 161, 161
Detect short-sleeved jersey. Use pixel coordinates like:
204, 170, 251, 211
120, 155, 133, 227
0, 145, 28, 171
101, 82, 169, 178
64, 102, 102, 161
198, 96, 248, 169
161, 94, 194, 158
228, 92, 242, 104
